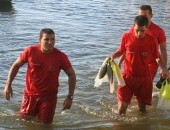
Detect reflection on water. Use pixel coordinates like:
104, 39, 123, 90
0, 1, 15, 14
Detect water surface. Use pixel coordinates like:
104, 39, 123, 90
0, 0, 170, 129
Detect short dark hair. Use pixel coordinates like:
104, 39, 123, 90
139, 5, 152, 15
39, 28, 55, 39
134, 15, 148, 27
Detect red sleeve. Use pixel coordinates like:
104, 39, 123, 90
19, 47, 30, 63
158, 28, 166, 44
60, 53, 72, 71
118, 33, 127, 53
129, 25, 134, 33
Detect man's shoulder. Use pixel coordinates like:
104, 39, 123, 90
122, 31, 134, 38
26, 44, 39, 50
123, 32, 130, 36
150, 22, 165, 31
145, 33, 157, 44
53, 48, 67, 56
22, 44, 39, 54
145, 33, 156, 39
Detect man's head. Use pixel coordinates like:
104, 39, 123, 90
134, 15, 148, 38
138, 5, 152, 24
39, 28, 55, 53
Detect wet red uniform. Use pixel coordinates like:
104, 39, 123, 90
130, 22, 166, 80
19, 44, 71, 123
117, 31, 159, 105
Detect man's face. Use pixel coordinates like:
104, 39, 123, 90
40, 33, 55, 53
138, 10, 152, 22
134, 24, 147, 38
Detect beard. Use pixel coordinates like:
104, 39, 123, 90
42, 45, 53, 53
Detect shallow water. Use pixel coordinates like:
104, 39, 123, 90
0, 0, 170, 130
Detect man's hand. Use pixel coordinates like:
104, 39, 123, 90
62, 96, 73, 110
160, 69, 170, 79
3, 85, 13, 100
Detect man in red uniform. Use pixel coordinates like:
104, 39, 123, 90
118, 5, 167, 81
3, 28, 76, 124
111, 16, 168, 115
